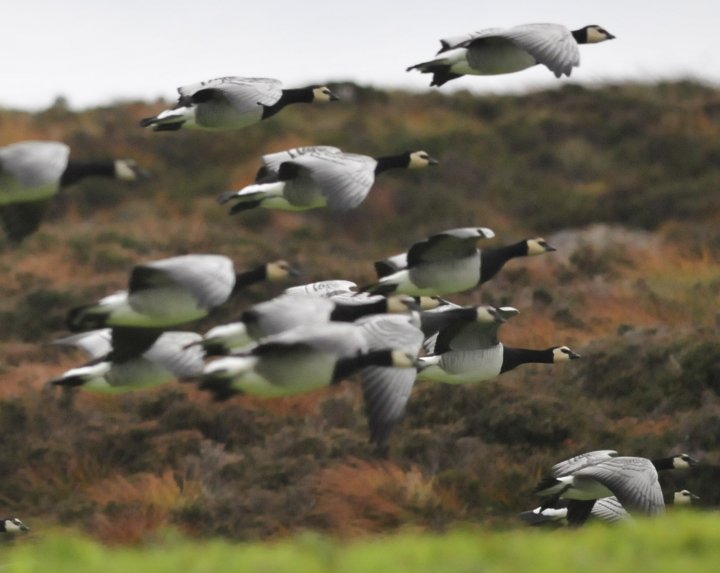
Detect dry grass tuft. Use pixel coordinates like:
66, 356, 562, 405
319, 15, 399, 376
310, 458, 464, 536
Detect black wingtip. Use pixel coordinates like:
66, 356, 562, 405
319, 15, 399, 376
65, 305, 106, 332
534, 476, 562, 496
229, 200, 263, 215
217, 190, 238, 205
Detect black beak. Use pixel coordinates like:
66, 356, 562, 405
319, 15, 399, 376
428, 156, 439, 166
568, 350, 581, 360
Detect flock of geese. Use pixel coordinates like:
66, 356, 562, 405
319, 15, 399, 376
0, 21, 700, 535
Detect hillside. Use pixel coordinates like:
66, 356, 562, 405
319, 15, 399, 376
1, 81, 719, 542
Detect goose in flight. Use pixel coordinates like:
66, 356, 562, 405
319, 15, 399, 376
364, 227, 496, 297
417, 305, 580, 384
199, 322, 418, 400
0, 141, 147, 242
140, 77, 338, 131
67, 256, 297, 331
197, 292, 417, 356
374, 237, 556, 284
534, 450, 698, 525
50, 327, 205, 391
217, 145, 438, 214
408, 23, 615, 86
520, 489, 699, 526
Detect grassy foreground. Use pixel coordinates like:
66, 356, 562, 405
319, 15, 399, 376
1, 513, 718, 573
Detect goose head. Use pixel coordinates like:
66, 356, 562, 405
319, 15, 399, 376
310, 86, 340, 102
672, 453, 700, 469
526, 237, 557, 256
386, 294, 421, 314
2, 518, 29, 533
266, 260, 300, 281
389, 350, 421, 369
552, 346, 581, 362
113, 159, 150, 181
578, 25, 616, 44
407, 150, 439, 169
674, 489, 700, 504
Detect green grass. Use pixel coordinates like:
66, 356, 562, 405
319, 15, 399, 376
1, 512, 718, 573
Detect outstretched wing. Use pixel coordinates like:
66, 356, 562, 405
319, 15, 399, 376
461, 24, 579, 77
574, 457, 665, 516
356, 314, 423, 446
178, 77, 283, 109
283, 152, 377, 212
551, 450, 619, 477
129, 254, 236, 309
406, 227, 494, 267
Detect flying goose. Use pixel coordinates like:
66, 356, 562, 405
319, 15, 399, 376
374, 237, 556, 284
408, 23, 615, 86
1, 517, 29, 533
534, 450, 698, 525
217, 145, 438, 214
520, 489, 699, 526
0, 140, 148, 242
365, 227, 497, 297
417, 306, 580, 384
199, 322, 417, 400
197, 292, 418, 356
50, 328, 205, 391
140, 77, 338, 131
67, 256, 297, 331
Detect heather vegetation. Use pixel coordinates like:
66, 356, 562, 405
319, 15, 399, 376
1, 81, 720, 544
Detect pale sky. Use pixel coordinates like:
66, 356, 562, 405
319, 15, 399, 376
2, 0, 718, 110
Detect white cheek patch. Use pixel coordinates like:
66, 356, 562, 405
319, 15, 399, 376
5, 520, 23, 532
115, 161, 138, 181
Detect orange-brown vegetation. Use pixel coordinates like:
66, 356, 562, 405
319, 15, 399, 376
1, 81, 720, 543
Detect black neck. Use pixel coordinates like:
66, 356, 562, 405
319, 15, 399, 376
375, 153, 410, 174
330, 298, 387, 322
262, 88, 313, 119
332, 350, 394, 381
571, 28, 588, 44
480, 241, 527, 283
233, 265, 266, 291
651, 456, 676, 471
501, 346, 554, 373
60, 161, 115, 187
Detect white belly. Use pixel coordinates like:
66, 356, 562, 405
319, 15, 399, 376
465, 42, 537, 75
108, 287, 207, 327
417, 346, 503, 384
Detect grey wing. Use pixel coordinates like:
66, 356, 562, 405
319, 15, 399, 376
406, 227, 493, 267
591, 496, 631, 523
438, 27, 506, 51
491, 23, 579, 77
262, 322, 369, 357
259, 146, 343, 180
552, 450, 619, 477
284, 280, 358, 298
249, 294, 335, 335
178, 77, 283, 109
143, 331, 206, 378
53, 329, 113, 360
292, 152, 377, 212
575, 457, 665, 516
356, 315, 423, 446
433, 318, 503, 353
0, 141, 69, 188
130, 254, 236, 309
